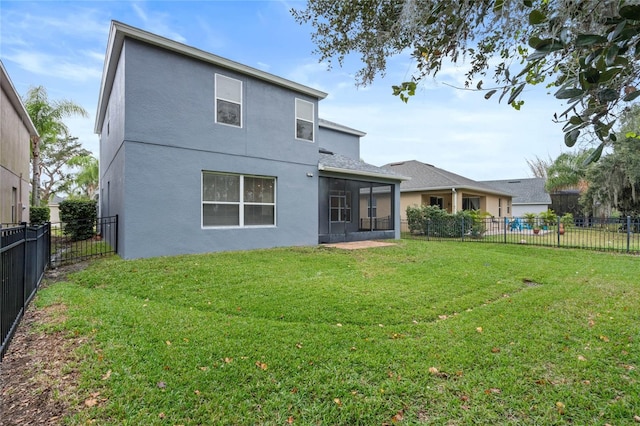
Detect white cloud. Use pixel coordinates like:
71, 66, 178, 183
130, 2, 187, 43
285, 60, 332, 92
257, 62, 271, 71
2, 9, 108, 43
318, 77, 566, 181
195, 17, 228, 52
5, 51, 102, 82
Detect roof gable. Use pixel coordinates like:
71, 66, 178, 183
383, 160, 510, 196
481, 178, 552, 204
95, 21, 328, 133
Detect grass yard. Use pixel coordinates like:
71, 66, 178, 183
33, 240, 639, 425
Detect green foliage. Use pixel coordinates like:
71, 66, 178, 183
67, 155, 99, 200
538, 209, 557, 227
292, 1, 640, 154
29, 206, 50, 225
523, 212, 537, 228
35, 242, 640, 424
581, 105, 640, 216
544, 150, 593, 193
59, 199, 97, 241
468, 209, 492, 237
560, 212, 575, 228
23, 85, 89, 206
406, 205, 473, 237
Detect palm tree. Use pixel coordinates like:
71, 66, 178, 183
67, 155, 99, 200
544, 150, 593, 194
23, 86, 88, 206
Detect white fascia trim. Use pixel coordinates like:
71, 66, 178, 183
319, 164, 410, 181
95, 20, 328, 133
403, 186, 511, 196
319, 120, 366, 137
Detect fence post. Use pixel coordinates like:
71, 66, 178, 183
425, 218, 430, 241
627, 216, 631, 253
22, 223, 28, 315
504, 217, 508, 243
47, 222, 51, 270
461, 216, 465, 241
115, 215, 119, 254
557, 215, 561, 247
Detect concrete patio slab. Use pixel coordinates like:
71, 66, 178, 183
322, 241, 397, 250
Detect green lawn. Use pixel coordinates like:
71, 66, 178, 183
35, 240, 639, 425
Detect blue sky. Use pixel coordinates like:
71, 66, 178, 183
1, 0, 571, 180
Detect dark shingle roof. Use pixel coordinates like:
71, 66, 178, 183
382, 160, 510, 196
481, 178, 551, 204
319, 152, 406, 181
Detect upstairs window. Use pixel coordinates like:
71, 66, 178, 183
295, 98, 314, 142
215, 74, 242, 127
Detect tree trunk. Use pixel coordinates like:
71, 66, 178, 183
31, 136, 40, 207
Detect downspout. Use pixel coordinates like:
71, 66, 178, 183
452, 188, 457, 213
31, 135, 41, 207
19, 173, 23, 223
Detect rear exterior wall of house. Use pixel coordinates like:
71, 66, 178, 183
100, 39, 321, 258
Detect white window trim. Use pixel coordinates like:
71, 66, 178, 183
202, 172, 276, 229
215, 74, 243, 128
295, 98, 315, 142
367, 196, 377, 218
330, 190, 352, 223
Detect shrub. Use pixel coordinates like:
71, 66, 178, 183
406, 205, 473, 238
467, 209, 491, 238
538, 209, 557, 227
30, 206, 50, 225
560, 212, 574, 228
523, 212, 537, 229
59, 199, 97, 241
406, 205, 447, 234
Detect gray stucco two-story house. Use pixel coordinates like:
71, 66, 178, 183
95, 21, 403, 259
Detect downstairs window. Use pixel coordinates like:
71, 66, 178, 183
202, 172, 275, 227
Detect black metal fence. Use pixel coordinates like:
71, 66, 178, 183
1, 215, 118, 361
1, 222, 50, 360
402, 215, 640, 254
50, 215, 118, 268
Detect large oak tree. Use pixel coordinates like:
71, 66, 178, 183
292, 1, 640, 160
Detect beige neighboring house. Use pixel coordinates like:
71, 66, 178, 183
1, 61, 38, 224
383, 160, 513, 220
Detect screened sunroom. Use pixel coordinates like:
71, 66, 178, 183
318, 152, 405, 243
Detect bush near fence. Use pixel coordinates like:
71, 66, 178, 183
59, 199, 98, 241
406, 205, 475, 238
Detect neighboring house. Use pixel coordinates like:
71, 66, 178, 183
95, 21, 403, 259
383, 160, 513, 219
1, 61, 38, 224
482, 178, 552, 216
